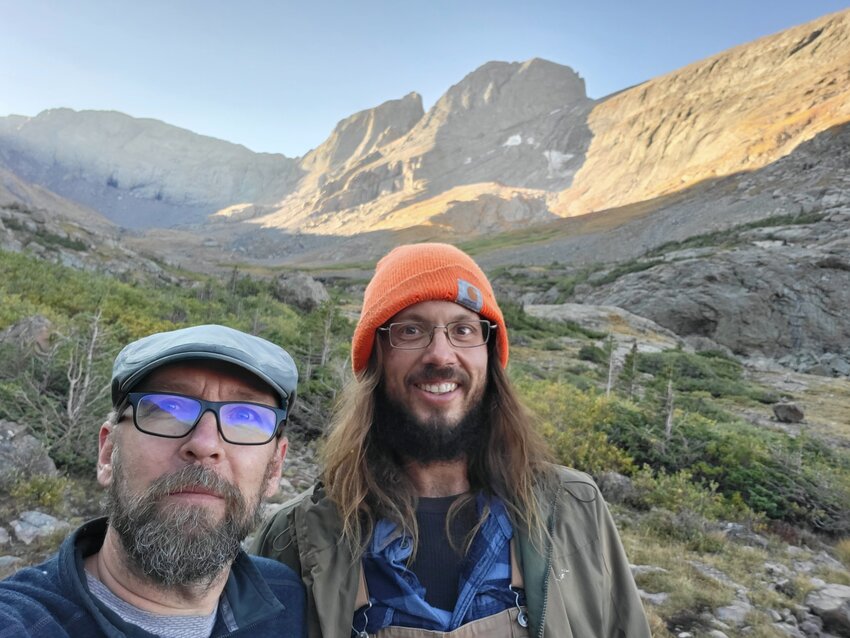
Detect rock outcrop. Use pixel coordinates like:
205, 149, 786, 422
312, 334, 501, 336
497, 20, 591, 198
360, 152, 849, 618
573, 207, 850, 376
239, 58, 591, 237
0, 109, 301, 228
0, 420, 58, 488
0, 198, 184, 284
9, 511, 70, 546
806, 584, 850, 636
273, 272, 330, 312
0, 166, 113, 232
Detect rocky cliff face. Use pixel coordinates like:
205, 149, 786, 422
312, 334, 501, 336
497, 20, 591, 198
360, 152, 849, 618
234, 10, 850, 240
487, 120, 850, 376
300, 92, 425, 179
0, 109, 301, 228
231, 58, 590, 236
575, 209, 850, 376
231, 92, 428, 231
393, 58, 592, 193
556, 9, 850, 218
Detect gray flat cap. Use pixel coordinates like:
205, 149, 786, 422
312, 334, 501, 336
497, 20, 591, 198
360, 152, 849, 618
111, 324, 297, 410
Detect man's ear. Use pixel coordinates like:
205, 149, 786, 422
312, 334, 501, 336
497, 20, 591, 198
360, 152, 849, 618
263, 436, 288, 499
97, 422, 116, 488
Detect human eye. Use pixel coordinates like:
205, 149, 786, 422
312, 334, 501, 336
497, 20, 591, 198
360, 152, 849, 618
449, 321, 480, 340
160, 396, 191, 412
140, 394, 199, 423
221, 403, 276, 441
228, 404, 262, 423
222, 402, 277, 428
393, 322, 426, 340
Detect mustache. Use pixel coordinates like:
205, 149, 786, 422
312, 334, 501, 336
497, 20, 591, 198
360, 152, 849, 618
137, 465, 243, 509
408, 365, 469, 385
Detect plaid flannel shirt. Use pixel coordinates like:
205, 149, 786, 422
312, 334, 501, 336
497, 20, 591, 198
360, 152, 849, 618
354, 494, 523, 635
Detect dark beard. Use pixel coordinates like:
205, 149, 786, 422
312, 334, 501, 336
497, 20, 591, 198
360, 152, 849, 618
374, 366, 487, 463
107, 452, 268, 589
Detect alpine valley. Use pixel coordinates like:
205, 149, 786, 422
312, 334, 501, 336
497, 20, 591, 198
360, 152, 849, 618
3, 9, 850, 376
2, 10, 850, 637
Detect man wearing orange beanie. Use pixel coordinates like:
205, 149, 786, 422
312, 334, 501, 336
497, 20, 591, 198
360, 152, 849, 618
253, 243, 650, 637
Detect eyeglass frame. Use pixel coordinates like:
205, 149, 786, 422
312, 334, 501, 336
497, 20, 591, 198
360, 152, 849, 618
122, 391, 288, 445
377, 319, 497, 350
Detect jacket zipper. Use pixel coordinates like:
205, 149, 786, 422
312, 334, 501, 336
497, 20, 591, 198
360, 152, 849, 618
536, 483, 561, 638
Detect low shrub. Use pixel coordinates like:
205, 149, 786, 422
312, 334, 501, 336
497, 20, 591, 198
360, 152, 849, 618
578, 344, 607, 364
639, 508, 727, 553
637, 350, 775, 403
519, 379, 633, 475
603, 403, 850, 535
591, 259, 664, 286
629, 465, 752, 522
541, 338, 564, 351
502, 301, 606, 342
10, 475, 70, 513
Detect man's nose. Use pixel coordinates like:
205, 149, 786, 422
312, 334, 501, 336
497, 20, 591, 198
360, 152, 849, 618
422, 326, 456, 363
179, 410, 225, 463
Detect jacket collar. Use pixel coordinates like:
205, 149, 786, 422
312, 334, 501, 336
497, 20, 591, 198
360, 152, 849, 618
60, 517, 284, 635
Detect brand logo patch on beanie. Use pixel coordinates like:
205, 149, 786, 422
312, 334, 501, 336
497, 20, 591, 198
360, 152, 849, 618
456, 279, 483, 312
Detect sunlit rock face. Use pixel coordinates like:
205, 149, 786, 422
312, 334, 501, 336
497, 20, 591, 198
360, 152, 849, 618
246, 58, 592, 238
555, 9, 850, 217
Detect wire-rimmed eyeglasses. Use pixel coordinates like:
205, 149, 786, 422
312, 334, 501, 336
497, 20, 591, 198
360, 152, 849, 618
378, 320, 496, 350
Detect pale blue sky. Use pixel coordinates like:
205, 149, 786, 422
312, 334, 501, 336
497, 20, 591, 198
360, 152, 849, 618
1, 1, 847, 157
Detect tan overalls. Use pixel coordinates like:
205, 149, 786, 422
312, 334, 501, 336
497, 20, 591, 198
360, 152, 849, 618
351, 541, 531, 638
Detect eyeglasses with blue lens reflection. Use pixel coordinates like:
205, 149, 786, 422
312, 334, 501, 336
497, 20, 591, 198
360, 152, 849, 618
125, 392, 287, 445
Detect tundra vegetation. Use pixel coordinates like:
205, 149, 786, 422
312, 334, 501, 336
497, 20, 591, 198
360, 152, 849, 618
1, 247, 849, 637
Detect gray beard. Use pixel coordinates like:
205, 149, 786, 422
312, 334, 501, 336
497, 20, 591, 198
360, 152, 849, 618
106, 452, 268, 589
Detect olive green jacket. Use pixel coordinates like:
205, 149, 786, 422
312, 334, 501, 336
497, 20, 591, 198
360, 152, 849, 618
250, 466, 651, 638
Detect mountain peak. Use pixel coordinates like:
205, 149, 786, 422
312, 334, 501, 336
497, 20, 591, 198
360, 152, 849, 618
301, 92, 425, 173
438, 58, 587, 116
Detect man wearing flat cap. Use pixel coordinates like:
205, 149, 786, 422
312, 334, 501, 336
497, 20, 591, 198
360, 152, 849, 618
0, 324, 306, 637
253, 244, 650, 637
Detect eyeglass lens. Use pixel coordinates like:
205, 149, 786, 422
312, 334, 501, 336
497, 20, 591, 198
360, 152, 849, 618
134, 393, 279, 444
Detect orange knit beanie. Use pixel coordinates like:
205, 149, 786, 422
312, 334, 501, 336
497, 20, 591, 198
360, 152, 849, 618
352, 243, 508, 374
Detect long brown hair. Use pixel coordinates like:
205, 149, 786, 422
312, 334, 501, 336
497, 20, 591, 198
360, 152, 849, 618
321, 340, 555, 555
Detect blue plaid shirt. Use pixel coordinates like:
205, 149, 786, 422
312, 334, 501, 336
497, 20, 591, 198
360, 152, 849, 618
354, 494, 523, 635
